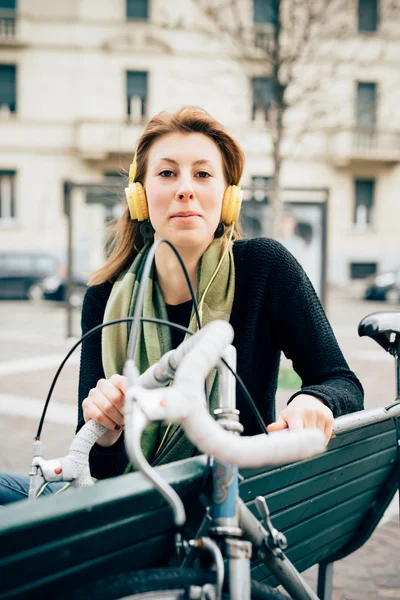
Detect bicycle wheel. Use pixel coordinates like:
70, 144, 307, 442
64, 567, 288, 599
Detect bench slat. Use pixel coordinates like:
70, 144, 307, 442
240, 427, 395, 501
272, 467, 389, 531
245, 448, 394, 517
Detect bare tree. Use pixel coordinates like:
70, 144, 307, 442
193, 0, 399, 238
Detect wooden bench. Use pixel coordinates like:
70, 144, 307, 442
0, 414, 398, 600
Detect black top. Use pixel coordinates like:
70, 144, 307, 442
166, 300, 193, 349
77, 238, 364, 479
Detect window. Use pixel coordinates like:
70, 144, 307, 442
252, 77, 274, 121
350, 262, 377, 279
86, 172, 123, 223
126, 71, 148, 121
251, 175, 272, 204
354, 178, 374, 228
0, 1, 16, 41
0, 170, 16, 221
1, 254, 32, 272
358, 0, 378, 32
35, 256, 58, 273
126, 0, 148, 20
0, 1, 16, 8
0, 64, 16, 113
356, 82, 376, 127
242, 214, 263, 238
253, 0, 277, 24
104, 171, 123, 178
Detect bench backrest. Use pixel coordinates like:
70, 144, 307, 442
0, 418, 397, 598
242, 418, 398, 586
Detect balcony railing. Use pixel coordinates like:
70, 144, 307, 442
352, 128, 400, 156
0, 10, 17, 43
74, 121, 273, 160
75, 121, 145, 160
253, 24, 274, 52
328, 127, 400, 164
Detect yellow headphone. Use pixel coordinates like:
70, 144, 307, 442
124, 157, 243, 225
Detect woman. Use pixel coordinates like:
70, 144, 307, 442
0, 106, 363, 501
78, 105, 363, 480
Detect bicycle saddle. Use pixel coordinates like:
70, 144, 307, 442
358, 311, 400, 354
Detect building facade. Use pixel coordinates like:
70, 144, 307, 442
0, 0, 399, 286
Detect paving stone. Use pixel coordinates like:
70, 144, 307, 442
302, 517, 400, 598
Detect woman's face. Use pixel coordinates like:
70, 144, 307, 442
144, 132, 226, 251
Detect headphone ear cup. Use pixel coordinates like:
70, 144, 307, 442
125, 182, 149, 221
221, 185, 242, 225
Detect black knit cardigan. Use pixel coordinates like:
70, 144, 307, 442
77, 238, 364, 479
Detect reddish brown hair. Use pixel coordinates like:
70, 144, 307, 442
90, 106, 245, 286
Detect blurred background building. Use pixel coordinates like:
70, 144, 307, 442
0, 0, 399, 292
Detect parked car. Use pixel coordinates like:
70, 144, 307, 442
0, 251, 59, 300
364, 268, 400, 304
41, 267, 88, 308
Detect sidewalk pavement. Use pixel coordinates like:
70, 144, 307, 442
0, 291, 399, 598
301, 513, 400, 600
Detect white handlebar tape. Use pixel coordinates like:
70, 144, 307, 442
32, 421, 107, 486
137, 328, 208, 389
134, 320, 326, 468
137, 352, 174, 389
65, 420, 107, 486
42, 420, 108, 486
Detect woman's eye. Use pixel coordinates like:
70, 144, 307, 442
197, 171, 211, 178
159, 170, 174, 177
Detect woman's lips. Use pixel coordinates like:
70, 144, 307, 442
172, 211, 201, 217
171, 212, 201, 220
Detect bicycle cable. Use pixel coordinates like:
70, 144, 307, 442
126, 238, 202, 362
36, 318, 195, 440
35, 318, 268, 439
36, 238, 268, 438
124, 237, 209, 414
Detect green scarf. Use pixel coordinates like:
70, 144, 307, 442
102, 238, 235, 465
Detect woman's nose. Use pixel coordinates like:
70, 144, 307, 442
176, 178, 195, 201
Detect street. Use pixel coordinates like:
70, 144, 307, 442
0, 301, 80, 472
0, 289, 399, 598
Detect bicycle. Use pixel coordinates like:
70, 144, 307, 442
26, 241, 400, 600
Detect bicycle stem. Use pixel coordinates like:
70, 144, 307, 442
210, 344, 242, 536
209, 344, 253, 600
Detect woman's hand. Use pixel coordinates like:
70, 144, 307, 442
267, 394, 334, 445
82, 374, 127, 447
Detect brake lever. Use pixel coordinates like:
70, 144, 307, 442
255, 496, 287, 558
28, 466, 46, 500
28, 420, 107, 499
124, 385, 186, 527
